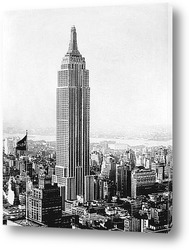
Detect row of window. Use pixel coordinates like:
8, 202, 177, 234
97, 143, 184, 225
61, 63, 85, 70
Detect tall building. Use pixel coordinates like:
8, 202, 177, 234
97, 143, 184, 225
55, 26, 90, 198
131, 169, 156, 198
84, 175, 94, 202
156, 163, 165, 181
28, 177, 62, 227
116, 164, 131, 198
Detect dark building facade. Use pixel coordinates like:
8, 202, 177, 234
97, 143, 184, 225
28, 178, 62, 227
116, 164, 131, 198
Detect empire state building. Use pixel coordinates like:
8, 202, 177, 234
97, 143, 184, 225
55, 26, 90, 198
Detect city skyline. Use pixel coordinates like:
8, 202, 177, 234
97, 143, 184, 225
2, 4, 173, 233
2, 4, 172, 136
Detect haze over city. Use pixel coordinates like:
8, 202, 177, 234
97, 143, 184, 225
2, 4, 172, 136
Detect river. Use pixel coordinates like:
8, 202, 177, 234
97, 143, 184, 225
3, 133, 172, 147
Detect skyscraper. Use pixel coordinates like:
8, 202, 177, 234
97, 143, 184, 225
55, 26, 90, 198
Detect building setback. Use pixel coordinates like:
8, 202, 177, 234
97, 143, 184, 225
54, 26, 90, 198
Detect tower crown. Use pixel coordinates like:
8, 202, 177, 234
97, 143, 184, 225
67, 26, 81, 56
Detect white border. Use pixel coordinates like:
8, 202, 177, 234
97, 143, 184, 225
0, 1, 189, 250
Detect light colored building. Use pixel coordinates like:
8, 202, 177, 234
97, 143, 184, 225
131, 169, 156, 198
141, 218, 149, 232
55, 26, 90, 199
4, 137, 18, 155
124, 216, 132, 231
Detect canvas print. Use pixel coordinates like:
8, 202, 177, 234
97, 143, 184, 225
2, 4, 172, 233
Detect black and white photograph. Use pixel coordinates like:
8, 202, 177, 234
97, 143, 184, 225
2, 3, 173, 233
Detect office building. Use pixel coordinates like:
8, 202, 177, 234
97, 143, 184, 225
28, 177, 62, 227
55, 26, 90, 199
116, 164, 131, 198
84, 175, 94, 202
131, 169, 156, 198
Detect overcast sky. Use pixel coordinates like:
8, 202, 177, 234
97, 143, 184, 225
2, 3, 172, 134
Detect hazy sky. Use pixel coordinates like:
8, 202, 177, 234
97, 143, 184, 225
2, 4, 172, 134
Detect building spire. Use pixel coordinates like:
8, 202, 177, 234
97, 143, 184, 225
67, 26, 80, 56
